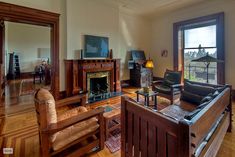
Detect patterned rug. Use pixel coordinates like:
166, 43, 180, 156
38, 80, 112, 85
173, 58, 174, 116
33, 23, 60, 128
19, 79, 50, 96
104, 96, 169, 153
19, 79, 35, 96
105, 133, 121, 153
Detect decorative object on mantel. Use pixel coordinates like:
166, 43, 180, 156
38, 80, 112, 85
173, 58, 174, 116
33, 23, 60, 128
109, 49, 113, 59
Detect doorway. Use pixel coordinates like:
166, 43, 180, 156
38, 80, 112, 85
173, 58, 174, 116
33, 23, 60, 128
173, 12, 225, 84
4, 22, 52, 104
0, 2, 60, 103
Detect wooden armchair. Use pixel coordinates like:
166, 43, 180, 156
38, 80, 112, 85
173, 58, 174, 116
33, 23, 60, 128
34, 88, 104, 157
152, 69, 183, 104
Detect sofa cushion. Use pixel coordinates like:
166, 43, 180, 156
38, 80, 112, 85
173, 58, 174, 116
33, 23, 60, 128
184, 81, 216, 97
181, 90, 204, 105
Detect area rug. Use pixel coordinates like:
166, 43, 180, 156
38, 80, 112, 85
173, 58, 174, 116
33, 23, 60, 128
105, 128, 121, 153
19, 79, 35, 96
19, 79, 50, 96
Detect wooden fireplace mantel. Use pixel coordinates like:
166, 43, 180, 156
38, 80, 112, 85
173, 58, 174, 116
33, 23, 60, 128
64, 59, 121, 97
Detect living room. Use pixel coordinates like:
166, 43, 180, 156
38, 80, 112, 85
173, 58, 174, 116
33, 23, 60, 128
0, 0, 234, 157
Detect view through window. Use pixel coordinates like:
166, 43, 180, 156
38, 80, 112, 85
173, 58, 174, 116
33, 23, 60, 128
183, 25, 217, 84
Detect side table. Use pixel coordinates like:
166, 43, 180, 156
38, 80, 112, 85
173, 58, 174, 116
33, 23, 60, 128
103, 107, 121, 140
135, 90, 158, 111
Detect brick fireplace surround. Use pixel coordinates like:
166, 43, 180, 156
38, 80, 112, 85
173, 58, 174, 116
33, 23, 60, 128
64, 59, 121, 97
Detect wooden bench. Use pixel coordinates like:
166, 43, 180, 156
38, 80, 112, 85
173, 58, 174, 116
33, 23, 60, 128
121, 84, 232, 157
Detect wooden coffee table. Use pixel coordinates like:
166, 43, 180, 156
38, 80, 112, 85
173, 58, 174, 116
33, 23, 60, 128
103, 106, 121, 140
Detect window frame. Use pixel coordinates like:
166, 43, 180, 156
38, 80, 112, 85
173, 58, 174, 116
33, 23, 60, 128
173, 12, 225, 84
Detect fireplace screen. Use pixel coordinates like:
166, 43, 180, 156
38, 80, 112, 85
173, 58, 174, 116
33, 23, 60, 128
87, 71, 110, 98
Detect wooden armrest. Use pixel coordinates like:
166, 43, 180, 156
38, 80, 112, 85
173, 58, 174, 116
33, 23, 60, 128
42, 107, 104, 134
152, 80, 164, 85
170, 84, 183, 88
56, 94, 86, 108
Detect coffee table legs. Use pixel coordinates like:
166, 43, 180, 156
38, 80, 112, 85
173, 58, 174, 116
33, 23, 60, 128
137, 93, 139, 102
153, 95, 157, 111
146, 96, 149, 107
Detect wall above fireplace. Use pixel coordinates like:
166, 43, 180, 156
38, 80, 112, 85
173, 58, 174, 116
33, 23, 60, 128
64, 59, 121, 97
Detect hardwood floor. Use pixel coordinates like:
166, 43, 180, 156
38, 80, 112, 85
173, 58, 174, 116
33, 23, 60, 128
0, 81, 234, 157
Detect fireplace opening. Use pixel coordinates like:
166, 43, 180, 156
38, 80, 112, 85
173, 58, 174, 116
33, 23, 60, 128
90, 77, 109, 95
87, 71, 110, 99
87, 71, 122, 103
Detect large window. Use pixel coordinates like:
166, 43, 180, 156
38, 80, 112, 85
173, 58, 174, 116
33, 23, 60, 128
173, 13, 225, 84
184, 25, 217, 84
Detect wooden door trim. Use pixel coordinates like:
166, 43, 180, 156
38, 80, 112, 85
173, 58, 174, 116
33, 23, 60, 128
0, 2, 60, 99
173, 12, 225, 84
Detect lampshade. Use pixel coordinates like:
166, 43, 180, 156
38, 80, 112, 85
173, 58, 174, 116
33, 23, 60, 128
145, 59, 154, 68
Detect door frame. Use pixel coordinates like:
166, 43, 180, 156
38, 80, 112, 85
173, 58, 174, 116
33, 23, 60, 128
173, 12, 225, 84
0, 2, 60, 99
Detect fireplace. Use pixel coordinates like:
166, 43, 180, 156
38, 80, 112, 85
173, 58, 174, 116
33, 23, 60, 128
64, 59, 121, 97
87, 71, 110, 98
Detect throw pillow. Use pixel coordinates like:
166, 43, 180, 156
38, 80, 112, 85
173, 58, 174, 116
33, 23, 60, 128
181, 90, 204, 105
184, 81, 216, 97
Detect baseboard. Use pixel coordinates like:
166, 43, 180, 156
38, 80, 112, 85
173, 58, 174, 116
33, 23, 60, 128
20, 72, 33, 79
121, 79, 130, 88
59, 91, 66, 99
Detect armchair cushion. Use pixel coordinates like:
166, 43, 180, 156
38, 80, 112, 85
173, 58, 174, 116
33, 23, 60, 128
52, 120, 99, 151
163, 70, 182, 87
52, 106, 99, 151
35, 88, 57, 141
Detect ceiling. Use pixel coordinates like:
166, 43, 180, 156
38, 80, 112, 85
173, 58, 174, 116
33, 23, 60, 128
101, 0, 207, 17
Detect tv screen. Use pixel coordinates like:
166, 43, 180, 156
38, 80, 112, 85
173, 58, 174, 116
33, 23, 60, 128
84, 35, 109, 58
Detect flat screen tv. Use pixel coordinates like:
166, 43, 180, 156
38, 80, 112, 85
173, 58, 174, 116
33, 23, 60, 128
84, 35, 109, 58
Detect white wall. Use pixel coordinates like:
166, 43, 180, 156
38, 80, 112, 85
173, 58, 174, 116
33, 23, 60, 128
151, 0, 235, 87
6, 22, 50, 72
119, 11, 151, 79
66, 0, 151, 80
0, 0, 151, 89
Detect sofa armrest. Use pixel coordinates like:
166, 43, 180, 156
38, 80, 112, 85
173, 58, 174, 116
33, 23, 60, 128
42, 107, 104, 134
55, 94, 86, 108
